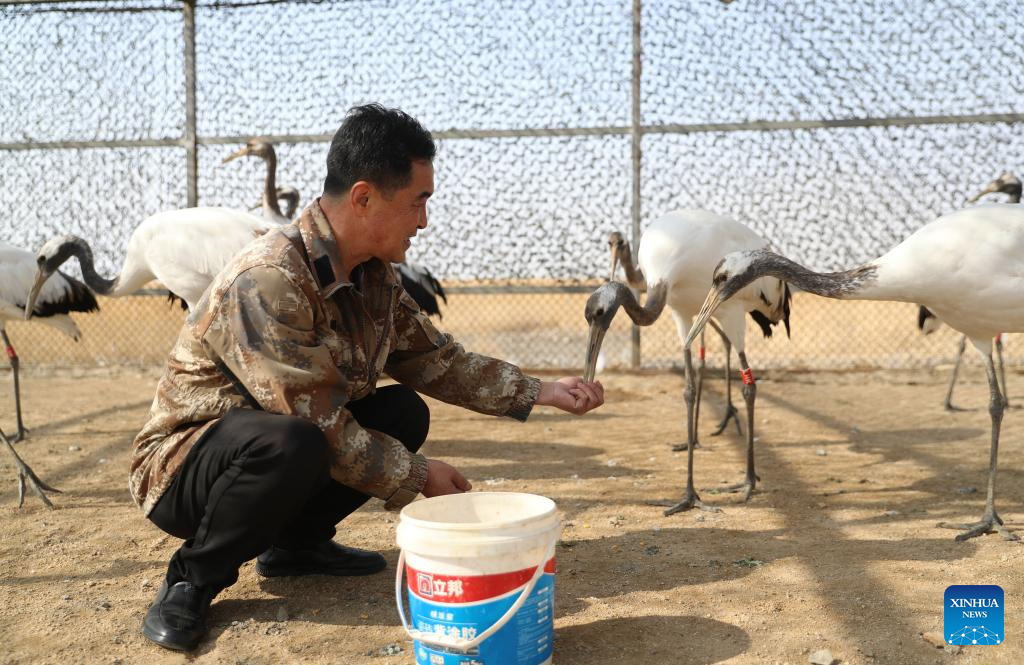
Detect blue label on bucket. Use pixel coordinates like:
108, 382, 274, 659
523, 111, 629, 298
407, 567, 554, 665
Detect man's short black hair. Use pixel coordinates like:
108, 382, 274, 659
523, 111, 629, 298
323, 103, 436, 198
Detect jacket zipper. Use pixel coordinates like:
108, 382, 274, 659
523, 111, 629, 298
368, 285, 399, 388
354, 283, 398, 394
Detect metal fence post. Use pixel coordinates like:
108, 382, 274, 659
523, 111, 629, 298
630, 0, 642, 369
183, 0, 198, 207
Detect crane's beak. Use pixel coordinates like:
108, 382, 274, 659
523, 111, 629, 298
24, 269, 51, 321
967, 179, 1001, 204
222, 146, 251, 164
684, 288, 724, 349
583, 320, 607, 383
609, 250, 619, 282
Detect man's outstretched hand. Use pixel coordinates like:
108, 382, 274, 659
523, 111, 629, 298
537, 377, 605, 415
422, 458, 472, 498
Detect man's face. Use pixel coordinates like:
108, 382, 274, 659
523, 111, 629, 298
367, 159, 434, 264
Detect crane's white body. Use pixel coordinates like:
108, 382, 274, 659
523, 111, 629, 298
863, 204, 1024, 347
102, 207, 281, 309
47, 203, 448, 318
0, 243, 81, 339
638, 209, 785, 350
681, 203, 1024, 537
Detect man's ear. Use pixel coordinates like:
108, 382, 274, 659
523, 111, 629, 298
350, 181, 372, 210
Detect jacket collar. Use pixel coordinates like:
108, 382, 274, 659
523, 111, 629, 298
295, 199, 398, 298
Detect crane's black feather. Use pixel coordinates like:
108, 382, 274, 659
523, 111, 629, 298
166, 292, 188, 311
23, 271, 99, 318
918, 305, 936, 332
748, 283, 793, 339
396, 263, 446, 319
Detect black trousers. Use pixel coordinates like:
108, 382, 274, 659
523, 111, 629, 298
148, 384, 429, 593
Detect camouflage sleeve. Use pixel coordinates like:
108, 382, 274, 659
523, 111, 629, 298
385, 290, 541, 421
201, 266, 428, 510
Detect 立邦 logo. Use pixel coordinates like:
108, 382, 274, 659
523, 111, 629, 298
417, 572, 433, 598
944, 585, 1004, 645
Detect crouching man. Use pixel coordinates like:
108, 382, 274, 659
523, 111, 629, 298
129, 103, 604, 651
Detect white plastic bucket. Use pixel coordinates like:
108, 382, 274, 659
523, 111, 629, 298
395, 492, 560, 665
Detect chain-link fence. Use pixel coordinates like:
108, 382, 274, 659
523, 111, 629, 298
2, 0, 1023, 372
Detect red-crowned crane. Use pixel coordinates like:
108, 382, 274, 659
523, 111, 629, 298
223, 139, 294, 224
686, 203, 1024, 541
918, 172, 1021, 410
25, 207, 280, 315
27, 204, 449, 322
2, 241, 98, 506
968, 171, 1022, 206
583, 210, 791, 514
608, 231, 745, 443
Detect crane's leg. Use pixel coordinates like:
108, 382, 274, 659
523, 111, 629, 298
716, 353, 760, 501
664, 347, 721, 515
995, 335, 1012, 409
708, 321, 741, 437
673, 331, 704, 451
0, 426, 59, 508
694, 330, 705, 445
1, 330, 28, 442
937, 352, 1017, 541
943, 336, 968, 412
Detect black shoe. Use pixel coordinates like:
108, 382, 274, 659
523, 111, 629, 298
141, 580, 215, 651
256, 540, 386, 577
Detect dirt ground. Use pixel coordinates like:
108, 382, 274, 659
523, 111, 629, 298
1, 366, 1023, 665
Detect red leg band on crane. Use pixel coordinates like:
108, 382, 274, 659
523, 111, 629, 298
699, 346, 706, 360
741, 368, 755, 385
5, 346, 15, 360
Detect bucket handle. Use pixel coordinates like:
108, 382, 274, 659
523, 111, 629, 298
394, 536, 557, 653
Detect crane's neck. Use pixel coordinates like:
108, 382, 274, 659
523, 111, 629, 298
261, 149, 284, 218
617, 242, 645, 289
621, 280, 667, 325
741, 252, 882, 301
64, 238, 118, 295
281, 192, 298, 219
